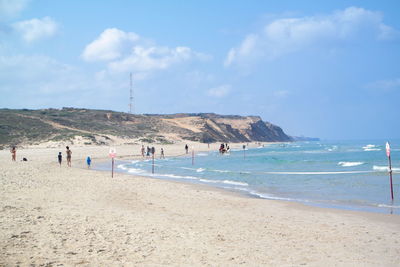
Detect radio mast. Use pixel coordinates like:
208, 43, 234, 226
129, 72, 134, 114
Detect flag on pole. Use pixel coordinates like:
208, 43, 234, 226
386, 142, 391, 158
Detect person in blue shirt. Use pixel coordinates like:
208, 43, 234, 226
86, 156, 91, 169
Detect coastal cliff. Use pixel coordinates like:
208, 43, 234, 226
0, 108, 292, 147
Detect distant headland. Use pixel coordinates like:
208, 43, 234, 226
0, 107, 318, 148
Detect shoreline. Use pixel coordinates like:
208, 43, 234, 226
94, 143, 400, 216
1, 143, 400, 265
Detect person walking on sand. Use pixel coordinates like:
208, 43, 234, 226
86, 156, 91, 169
66, 146, 72, 167
58, 152, 62, 167
10, 146, 16, 161
160, 148, 165, 159
185, 144, 189, 154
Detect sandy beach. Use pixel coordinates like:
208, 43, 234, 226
1, 143, 399, 266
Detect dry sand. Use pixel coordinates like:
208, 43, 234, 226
1, 143, 399, 266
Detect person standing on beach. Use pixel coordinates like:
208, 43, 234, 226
151, 146, 155, 156
86, 156, 91, 169
66, 146, 72, 167
141, 145, 145, 158
58, 152, 62, 167
185, 144, 189, 154
160, 148, 165, 159
10, 146, 16, 161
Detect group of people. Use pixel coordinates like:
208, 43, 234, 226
57, 146, 75, 167
10, 145, 89, 167
219, 143, 230, 154
141, 145, 165, 159
59, 146, 92, 168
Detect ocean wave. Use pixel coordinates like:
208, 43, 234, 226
247, 190, 308, 202
363, 144, 381, 151
212, 169, 230, 173
196, 153, 208, 157
196, 168, 205, 172
222, 180, 248, 186
128, 168, 146, 174
117, 164, 128, 170
198, 179, 248, 186
156, 173, 198, 180
260, 170, 373, 175
181, 167, 196, 171
338, 161, 365, 167
327, 145, 338, 152
373, 165, 400, 172
364, 148, 381, 151
377, 204, 400, 208
199, 178, 218, 183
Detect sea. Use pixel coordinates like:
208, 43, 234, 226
108, 140, 400, 214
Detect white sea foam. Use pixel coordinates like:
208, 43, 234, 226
196, 153, 208, 157
222, 180, 248, 186
327, 145, 338, 152
157, 173, 198, 180
338, 161, 364, 167
363, 144, 376, 149
363, 144, 381, 151
196, 168, 205, 172
373, 165, 400, 172
117, 164, 128, 170
377, 204, 400, 208
247, 190, 302, 202
128, 168, 146, 174
199, 178, 219, 183
364, 148, 381, 151
213, 169, 230, 173
260, 171, 373, 175
373, 165, 389, 171
198, 179, 248, 186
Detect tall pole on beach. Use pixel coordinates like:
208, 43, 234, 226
192, 146, 194, 165
152, 152, 155, 174
112, 158, 114, 178
386, 142, 394, 200
109, 147, 116, 178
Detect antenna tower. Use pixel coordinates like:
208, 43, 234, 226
129, 72, 134, 114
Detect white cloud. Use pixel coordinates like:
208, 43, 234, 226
82, 28, 209, 73
82, 28, 139, 61
0, 54, 130, 108
12, 16, 58, 42
225, 7, 399, 67
0, 0, 30, 19
108, 46, 195, 72
207, 84, 231, 98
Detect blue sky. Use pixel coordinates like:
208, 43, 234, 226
1, 0, 399, 140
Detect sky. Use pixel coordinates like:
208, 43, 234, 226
0, 0, 399, 140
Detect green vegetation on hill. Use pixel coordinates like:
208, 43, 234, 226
0, 108, 292, 147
